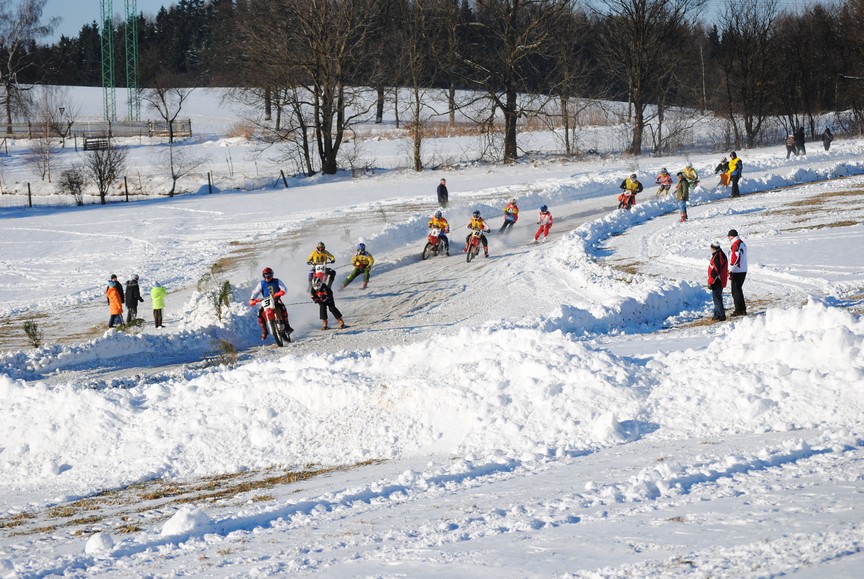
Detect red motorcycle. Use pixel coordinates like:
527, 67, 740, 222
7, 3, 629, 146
422, 227, 446, 260
251, 290, 291, 347
466, 228, 484, 263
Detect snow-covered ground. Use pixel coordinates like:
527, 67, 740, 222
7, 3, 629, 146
0, 88, 862, 577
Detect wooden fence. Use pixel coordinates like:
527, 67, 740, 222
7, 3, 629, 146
0, 119, 192, 140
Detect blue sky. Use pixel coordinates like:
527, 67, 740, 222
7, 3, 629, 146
44, 0, 174, 41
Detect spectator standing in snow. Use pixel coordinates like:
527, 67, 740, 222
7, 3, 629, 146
107, 273, 125, 304
436, 178, 449, 207
708, 241, 729, 321
794, 126, 806, 155
124, 274, 144, 323
727, 229, 748, 316
106, 279, 124, 328
151, 281, 167, 328
714, 157, 730, 187
675, 172, 689, 222
728, 152, 743, 198
785, 134, 796, 159
821, 127, 834, 151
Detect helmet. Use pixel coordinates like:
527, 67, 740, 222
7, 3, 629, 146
262, 267, 273, 277
540, 205, 548, 213
472, 210, 481, 218
686, 162, 693, 168
316, 242, 325, 251
357, 243, 366, 253
630, 173, 637, 179
312, 277, 322, 290
661, 167, 668, 174
509, 198, 516, 205
434, 210, 442, 218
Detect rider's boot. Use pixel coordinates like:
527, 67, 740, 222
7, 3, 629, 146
322, 320, 328, 330
362, 281, 368, 289
338, 318, 345, 329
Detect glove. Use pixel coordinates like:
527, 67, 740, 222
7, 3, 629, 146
306, 261, 312, 265
273, 290, 285, 298
139, 298, 144, 302
328, 259, 335, 264
249, 299, 259, 306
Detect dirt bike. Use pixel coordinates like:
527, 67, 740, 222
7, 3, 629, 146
422, 227, 446, 260
466, 228, 485, 263
253, 291, 291, 347
307, 263, 335, 290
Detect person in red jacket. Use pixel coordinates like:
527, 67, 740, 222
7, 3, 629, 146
708, 241, 729, 321
534, 205, 553, 242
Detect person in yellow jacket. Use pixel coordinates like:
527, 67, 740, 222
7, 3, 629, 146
106, 278, 124, 328
498, 198, 519, 234
427, 210, 450, 255
342, 243, 375, 289
727, 151, 743, 198
150, 281, 167, 328
306, 241, 336, 289
682, 162, 699, 188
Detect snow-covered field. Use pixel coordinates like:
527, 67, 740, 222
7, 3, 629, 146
0, 89, 862, 577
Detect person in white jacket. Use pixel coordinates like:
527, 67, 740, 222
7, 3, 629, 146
727, 229, 748, 316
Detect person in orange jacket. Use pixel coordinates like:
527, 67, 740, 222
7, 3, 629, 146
464, 210, 491, 257
106, 278, 124, 328
427, 210, 450, 255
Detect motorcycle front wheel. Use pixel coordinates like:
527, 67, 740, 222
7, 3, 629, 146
269, 318, 284, 347
422, 242, 433, 260
467, 243, 478, 263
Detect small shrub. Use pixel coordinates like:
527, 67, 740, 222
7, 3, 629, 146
58, 167, 86, 205
23, 320, 43, 348
209, 280, 232, 322
213, 338, 238, 365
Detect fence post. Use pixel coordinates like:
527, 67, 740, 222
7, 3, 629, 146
124, 176, 129, 202
27, 183, 32, 208
281, 170, 288, 188
207, 172, 212, 194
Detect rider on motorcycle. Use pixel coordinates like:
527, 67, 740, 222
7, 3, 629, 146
306, 241, 336, 289
655, 168, 673, 196
464, 210, 491, 258
427, 210, 450, 256
249, 267, 294, 340
498, 198, 519, 234
683, 162, 699, 188
342, 243, 375, 289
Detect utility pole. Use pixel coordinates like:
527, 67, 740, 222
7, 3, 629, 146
125, 0, 140, 121
100, 0, 116, 122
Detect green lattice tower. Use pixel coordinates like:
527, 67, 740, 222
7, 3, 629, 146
125, 0, 140, 121
100, 0, 116, 122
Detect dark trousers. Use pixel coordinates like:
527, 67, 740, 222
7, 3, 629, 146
498, 220, 515, 234
730, 175, 741, 197
730, 272, 747, 315
108, 313, 124, 328
786, 146, 795, 159
711, 282, 726, 321
318, 300, 342, 321
126, 306, 138, 323
153, 309, 163, 328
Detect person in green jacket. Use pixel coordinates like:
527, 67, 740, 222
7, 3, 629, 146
150, 281, 167, 328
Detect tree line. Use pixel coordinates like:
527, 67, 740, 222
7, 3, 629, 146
3, 0, 864, 175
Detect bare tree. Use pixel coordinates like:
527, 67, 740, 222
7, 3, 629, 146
458, 0, 571, 163
161, 144, 204, 197
84, 143, 127, 205
33, 85, 79, 148
28, 122, 53, 181
234, 0, 381, 176
58, 166, 86, 206
140, 74, 195, 144
595, 0, 705, 156
717, 0, 780, 149
839, 0, 864, 134
0, 0, 58, 134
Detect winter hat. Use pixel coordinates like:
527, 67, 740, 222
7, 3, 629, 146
710, 241, 721, 249
110, 274, 118, 280
132, 274, 139, 281
727, 229, 738, 238
153, 281, 162, 287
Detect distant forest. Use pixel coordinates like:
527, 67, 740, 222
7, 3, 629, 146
4, 0, 864, 168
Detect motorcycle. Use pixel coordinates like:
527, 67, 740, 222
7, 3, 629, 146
252, 290, 291, 347
422, 227, 446, 260
466, 228, 484, 263
307, 263, 335, 290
